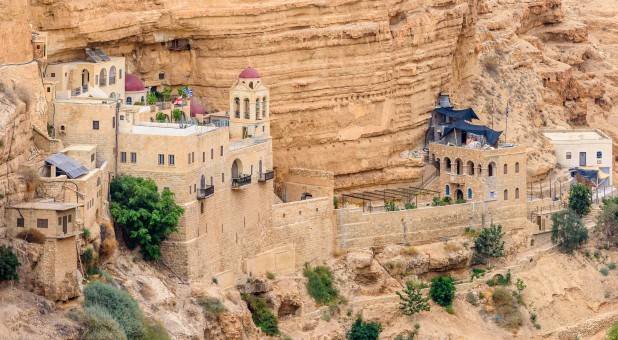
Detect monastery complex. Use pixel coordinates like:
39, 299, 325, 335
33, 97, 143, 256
2, 36, 614, 301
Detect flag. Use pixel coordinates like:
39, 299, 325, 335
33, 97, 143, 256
173, 97, 183, 105
182, 87, 193, 97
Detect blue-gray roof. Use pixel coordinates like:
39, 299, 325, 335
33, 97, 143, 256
45, 153, 89, 179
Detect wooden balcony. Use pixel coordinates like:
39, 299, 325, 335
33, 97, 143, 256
258, 170, 274, 183
232, 175, 251, 189
196, 185, 214, 200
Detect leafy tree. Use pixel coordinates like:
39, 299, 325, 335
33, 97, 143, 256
146, 92, 158, 105
432, 197, 446, 206
597, 201, 618, 248
396, 281, 430, 318
110, 175, 184, 261
473, 223, 505, 264
303, 265, 339, 305
569, 183, 592, 217
0, 245, 20, 282
347, 316, 382, 340
155, 112, 167, 122
430, 275, 455, 307
551, 209, 588, 254
162, 87, 173, 102
241, 294, 279, 336
172, 109, 183, 122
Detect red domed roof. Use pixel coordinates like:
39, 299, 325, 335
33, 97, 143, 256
239, 67, 261, 79
125, 74, 145, 92
190, 99, 206, 117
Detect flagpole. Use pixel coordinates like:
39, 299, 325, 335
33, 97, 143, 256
505, 100, 509, 144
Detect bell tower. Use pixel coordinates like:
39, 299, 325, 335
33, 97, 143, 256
229, 67, 270, 140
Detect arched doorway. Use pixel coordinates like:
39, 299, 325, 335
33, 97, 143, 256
81, 69, 90, 87
99, 68, 107, 86
456, 189, 464, 201
231, 159, 243, 178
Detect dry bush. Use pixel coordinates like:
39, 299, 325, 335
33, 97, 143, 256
16, 228, 46, 244
333, 249, 349, 257
492, 287, 523, 329
99, 238, 118, 262
444, 243, 463, 252
19, 167, 42, 193
401, 246, 419, 256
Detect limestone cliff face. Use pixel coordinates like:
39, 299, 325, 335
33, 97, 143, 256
29, 0, 479, 190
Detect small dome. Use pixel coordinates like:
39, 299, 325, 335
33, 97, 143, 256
190, 99, 206, 117
239, 67, 261, 79
125, 74, 145, 92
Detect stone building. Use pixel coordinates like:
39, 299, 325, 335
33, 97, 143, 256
124, 73, 148, 105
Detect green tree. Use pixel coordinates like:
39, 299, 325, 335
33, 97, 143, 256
0, 245, 20, 282
474, 223, 505, 264
172, 109, 183, 122
551, 209, 588, 254
110, 175, 184, 261
597, 201, 618, 248
146, 92, 158, 105
155, 112, 167, 122
608, 321, 618, 340
177, 85, 189, 99
396, 281, 430, 318
347, 316, 382, 340
430, 275, 456, 307
162, 87, 173, 102
569, 183, 592, 217
241, 294, 279, 336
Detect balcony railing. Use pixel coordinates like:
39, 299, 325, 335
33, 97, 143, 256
232, 175, 252, 189
70, 84, 89, 97
156, 102, 171, 110
258, 170, 274, 182
197, 185, 215, 200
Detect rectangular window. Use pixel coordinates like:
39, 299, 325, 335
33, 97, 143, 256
51, 72, 56, 77
189, 186, 192, 194
203, 152, 205, 163
58, 217, 62, 225
112, 117, 116, 128
47, 87, 51, 93
210, 176, 213, 185
131, 152, 137, 163
120, 152, 127, 163
91, 153, 95, 162
17, 218, 24, 228
597, 151, 603, 159
169, 154, 175, 165
188, 153, 191, 164
192, 152, 195, 163
68, 215, 72, 223
211, 148, 214, 159
158, 154, 165, 165
36, 218, 48, 228
93, 121, 100, 130
220, 146, 223, 156
200, 202, 204, 214
222, 173, 225, 182
194, 184, 197, 192
490, 191, 495, 199
119, 69, 122, 79
566, 152, 571, 159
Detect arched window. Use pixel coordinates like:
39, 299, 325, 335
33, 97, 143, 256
109, 66, 116, 85
99, 68, 107, 86
244, 98, 250, 119
256, 97, 261, 120
488, 162, 496, 177
515, 162, 520, 173
467, 161, 475, 175
140, 96, 145, 103
515, 188, 520, 199
455, 159, 462, 175
468, 188, 473, 199
249, 81, 254, 89
126, 97, 132, 105
445, 185, 450, 196
262, 97, 267, 118
445, 157, 452, 173
234, 98, 240, 118
503, 164, 508, 175
477, 164, 482, 175
110, 92, 116, 99
81, 69, 90, 86
504, 189, 509, 200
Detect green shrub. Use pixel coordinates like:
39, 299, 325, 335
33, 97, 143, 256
385, 201, 399, 211
333, 196, 339, 209
397, 280, 430, 317
432, 197, 446, 206
133, 102, 145, 106
303, 265, 339, 305
608, 322, 618, 340
110, 175, 184, 261
601, 267, 609, 276
322, 311, 331, 322
144, 320, 171, 340
455, 198, 466, 204
569, 183, 592, 216
155, 112, 167, 122
466, 291, 478, 305
470, 268, 486, 281
83, 281, 145, 339
146, 92, 158, 105
266, 271, 276, 280
82, 228, 91, 240
241, 294, 279, 336
0, 245, 20, 282
198, 296, 226, 319
172, 109, 182, 122
430, 276, 455, 307
404, 202, 416, 210
445, 305, 455, 314
609, 262, 616, 270
212, 277, 218, 285
347, 316, 382, 340
551, 209, 588, 254
78, 305, 128, 340
474, 223, 505, 264
594, 250, 602, 260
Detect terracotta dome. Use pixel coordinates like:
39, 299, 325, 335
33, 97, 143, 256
239, 67, 261, 79
125, 74, 145, 92
190, 99, 207, 117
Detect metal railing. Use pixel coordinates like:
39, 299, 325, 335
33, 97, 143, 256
197, 185, 215, 200
156, 102, 171, 110
70, 84, 89, 97
258, 170, 274, 182
232, 175, 252, 189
